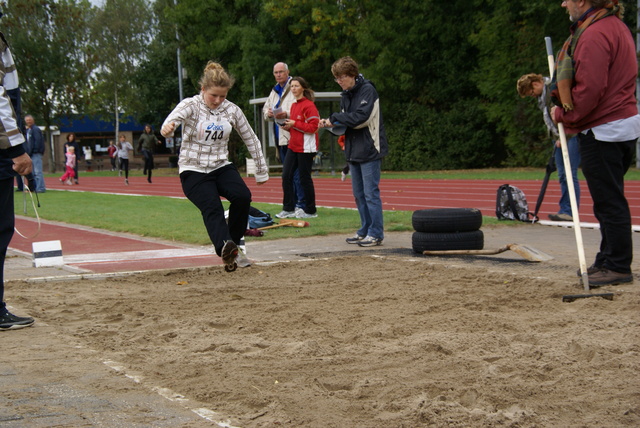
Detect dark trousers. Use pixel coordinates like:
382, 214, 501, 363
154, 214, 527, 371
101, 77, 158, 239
279, 145, 305, 208
0, 177, 15, 310
282, 151, 316, 214
120, 158, 129, 179
142, 149, 154, 178
180, 165, 251, 256
579, 131, 635, 273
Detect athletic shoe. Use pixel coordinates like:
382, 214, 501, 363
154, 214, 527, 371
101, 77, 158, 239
0, 310, 34, 330
221, 240, 238, 272
296, 210, 317, 219
548, 213, 573, 221
125, 179, 129, 186
346, 234, 365, 244
585, 269, 633, 287
294, 207, 305, 217
236, 248, 251, 268
576, 264, 602, 277
275, 210, 296, 219
358, 236, 383, 247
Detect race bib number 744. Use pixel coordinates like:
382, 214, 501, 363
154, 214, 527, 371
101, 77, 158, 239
197, 120, 231, 144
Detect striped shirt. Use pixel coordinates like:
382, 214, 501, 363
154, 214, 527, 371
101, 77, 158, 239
163, 93, 268, 182
0, 32, 24, 149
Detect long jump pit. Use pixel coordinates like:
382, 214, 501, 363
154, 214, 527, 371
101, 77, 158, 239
5, 227, 640, 427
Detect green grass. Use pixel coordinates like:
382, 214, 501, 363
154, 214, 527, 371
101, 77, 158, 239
45, 166, 640, 181
15, 191, 424, 245
26, 165, 611, 245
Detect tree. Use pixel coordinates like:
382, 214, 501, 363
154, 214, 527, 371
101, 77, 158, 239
89, 0, 155, 142
2, 0, 97, 171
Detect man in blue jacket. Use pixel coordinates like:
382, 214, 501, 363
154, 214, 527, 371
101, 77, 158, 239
24, 114, 45, 193
320, 56, 389, 247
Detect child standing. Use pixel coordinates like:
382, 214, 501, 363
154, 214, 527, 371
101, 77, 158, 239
59, 146, 76, 185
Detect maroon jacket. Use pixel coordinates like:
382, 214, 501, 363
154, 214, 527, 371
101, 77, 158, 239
554, 14, 637, 134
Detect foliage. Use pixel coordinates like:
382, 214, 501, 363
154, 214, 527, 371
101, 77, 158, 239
5, 0, 638, 171
132, 0, 182, 129
15, 190, 414, 244
2, 0, 96, 171
88, 0, 155, 140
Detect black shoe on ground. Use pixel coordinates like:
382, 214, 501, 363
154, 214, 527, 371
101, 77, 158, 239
346, 234, 364, 244
585, 269, 633, 287
221, 240, 238, 272
0, 310, 35, 330
576, 264, 602, 277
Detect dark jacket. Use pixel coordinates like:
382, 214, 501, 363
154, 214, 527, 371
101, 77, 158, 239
138, 131, 159, 153
27, 124, 44, 155
329, 75, 388, 163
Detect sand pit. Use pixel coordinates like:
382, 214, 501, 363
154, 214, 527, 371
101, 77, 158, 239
8, 252, 640, 427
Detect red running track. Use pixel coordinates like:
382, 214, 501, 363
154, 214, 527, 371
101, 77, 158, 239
35, 174, 640, 225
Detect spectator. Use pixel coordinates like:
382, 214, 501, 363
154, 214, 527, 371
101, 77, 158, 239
319, 57, 389, 247
517, 73, 580, 221
64, 133, 81, 184
263, 62, 305, 213
59, 145, 76, 185
24, 114, 45, 193
277, 76, 319, 219
551, 0, 640, 286
107, 139, 117, 171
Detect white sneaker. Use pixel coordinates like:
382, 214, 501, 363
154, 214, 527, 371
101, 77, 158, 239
358, 236, 383, 247
236, 248, 251, 268
296, 211, 317, 219
275, 210, 296, 219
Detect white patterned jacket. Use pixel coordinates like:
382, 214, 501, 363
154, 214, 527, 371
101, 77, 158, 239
162, 93, 268, 182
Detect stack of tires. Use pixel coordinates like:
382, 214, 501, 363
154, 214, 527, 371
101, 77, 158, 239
411, 208, 484, 253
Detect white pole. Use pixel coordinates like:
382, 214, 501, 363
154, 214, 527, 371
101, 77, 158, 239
545, 37, 589, 290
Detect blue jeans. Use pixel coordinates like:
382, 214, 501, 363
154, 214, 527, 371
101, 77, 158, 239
350, 159, 384, 240
555, 136, 580, 216
31, 153, 45, 192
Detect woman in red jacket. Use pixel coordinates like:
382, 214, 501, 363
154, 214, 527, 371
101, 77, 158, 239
277, 77, 319, 219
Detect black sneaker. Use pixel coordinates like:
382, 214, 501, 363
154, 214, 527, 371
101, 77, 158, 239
0, 311, 35, 330
358, 236, 383, 247
221, 240, 238, 272
346, 234, 364, 244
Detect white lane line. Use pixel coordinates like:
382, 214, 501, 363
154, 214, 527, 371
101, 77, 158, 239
103, 360, 240, 427
63, 247, 214, 264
